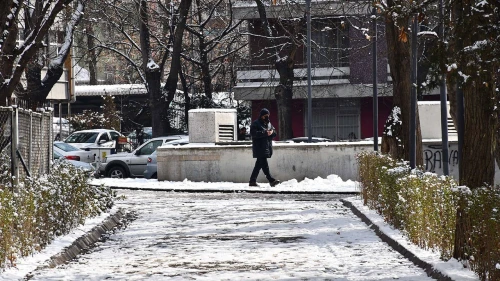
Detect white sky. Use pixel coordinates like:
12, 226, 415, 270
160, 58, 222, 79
0, 175, 480, 281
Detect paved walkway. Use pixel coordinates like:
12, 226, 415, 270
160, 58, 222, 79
29, 191, 434, 281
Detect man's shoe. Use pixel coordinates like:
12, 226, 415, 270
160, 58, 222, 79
249, 182, 260, 187
270, 180, 280, 187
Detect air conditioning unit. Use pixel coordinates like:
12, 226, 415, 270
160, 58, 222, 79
188, 109, 237, 143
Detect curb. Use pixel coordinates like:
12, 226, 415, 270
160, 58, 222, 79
95, 185, 360, 195
31, 208, 127, 274
340, 199, 454, 281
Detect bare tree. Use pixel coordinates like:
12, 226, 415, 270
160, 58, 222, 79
251, 0, 305, 140
0, 0, 85, 108
86, 0, 193, 136
183, 0, 245, 107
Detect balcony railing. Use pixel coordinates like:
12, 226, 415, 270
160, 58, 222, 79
236, 66, 350, 84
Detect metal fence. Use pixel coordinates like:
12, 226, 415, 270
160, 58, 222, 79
0, 106, 53, 184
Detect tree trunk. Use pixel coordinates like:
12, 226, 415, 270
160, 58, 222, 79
253, 0, 296, 140
274, 57, 294, 140
138, 0, 169, 137
453, 75, 495, 260
460, 70, 496, 187
19, 0, 84, 109
0, 0, 78, 105
86, 23, 98, 85
163, 0, 193, 135
200, 49, 213, 104
0, 0, 20, 106
381, 3, 423, 166
179, 68, 191, 130
449, 0, 498, 260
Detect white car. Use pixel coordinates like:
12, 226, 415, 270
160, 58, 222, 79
53, 150, 95, 173
100, 135, 187, 178
64, 129, 123, 149
53, 141, 95, 163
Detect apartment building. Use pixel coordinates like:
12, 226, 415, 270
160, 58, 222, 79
232, 1, 412, 140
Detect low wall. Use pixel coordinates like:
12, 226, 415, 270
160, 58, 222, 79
423, 140, 500, 184
157, 142, 374, 183
157, 140, 500, 184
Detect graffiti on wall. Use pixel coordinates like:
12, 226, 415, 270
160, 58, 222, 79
423, 144, 459, 172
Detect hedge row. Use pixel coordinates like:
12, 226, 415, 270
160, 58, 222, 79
357, 151, 500, 280
0, 153, 116, 270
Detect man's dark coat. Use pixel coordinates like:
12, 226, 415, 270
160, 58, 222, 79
250, 118, 277, 158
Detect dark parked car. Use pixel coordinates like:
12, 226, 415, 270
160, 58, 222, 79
286, 137, 333, 143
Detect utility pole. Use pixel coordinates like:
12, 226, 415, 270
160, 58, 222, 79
438, 0, 449, 175
306, 0, 312, 143
372, 7, 378, 152
409, 14, 418, 169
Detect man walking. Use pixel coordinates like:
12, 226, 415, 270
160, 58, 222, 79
249, 108, 280, 187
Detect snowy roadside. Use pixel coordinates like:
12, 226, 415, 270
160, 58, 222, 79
0, 207, 121, 281
89, 174, 360, 193
342, 198, 479, 281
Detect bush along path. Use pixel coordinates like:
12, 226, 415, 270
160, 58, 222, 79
0, 155, 118, 273
356, 151, 500, 281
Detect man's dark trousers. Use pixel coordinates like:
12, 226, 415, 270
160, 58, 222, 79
250, 157, 274, 182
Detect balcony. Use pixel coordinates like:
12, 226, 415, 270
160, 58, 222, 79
233, 66, 360, 100
233, 0, 371, 20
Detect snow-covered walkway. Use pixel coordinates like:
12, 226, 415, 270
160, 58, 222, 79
1, 176, 479, 280
30, 191, 432, 280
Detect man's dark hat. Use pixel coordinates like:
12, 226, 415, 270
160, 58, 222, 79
260, 108, 270, 117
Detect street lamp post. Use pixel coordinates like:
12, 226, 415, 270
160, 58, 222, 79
306, 0, 312, 143
439, 0, 449, 175
410, 14, 418, 169
372, 7, 378, 152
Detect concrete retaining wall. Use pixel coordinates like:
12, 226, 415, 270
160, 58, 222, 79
157, 142, 374, 183
157, 140, 500, 184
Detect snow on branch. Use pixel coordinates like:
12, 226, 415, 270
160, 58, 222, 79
48, 1, 85, 69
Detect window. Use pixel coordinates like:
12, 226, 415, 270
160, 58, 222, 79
98, 133, 110, 143
54, 142, 80, 152
304, 99, 359, 141
309, 18, 349, 67
66, 132, 98, 143
110, 131, 121, 141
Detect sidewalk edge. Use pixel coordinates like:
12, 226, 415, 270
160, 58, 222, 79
340, 199, 454, 281
33, 208, 126, 273
97, 185, 360, 195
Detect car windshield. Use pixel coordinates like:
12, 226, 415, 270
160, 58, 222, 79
54, 142, 80, 152
65, 132, 99, 143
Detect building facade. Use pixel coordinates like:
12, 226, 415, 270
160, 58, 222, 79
232, 1, 397, 140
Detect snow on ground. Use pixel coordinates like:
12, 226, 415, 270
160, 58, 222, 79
1, 175, 479, 281
345, 199, 478, 281
28, 191, 434, 281
0, 207, 120, 281
89, 174, 360, 193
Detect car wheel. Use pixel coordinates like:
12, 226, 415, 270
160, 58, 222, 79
108, 166, 126, 178
151, 173, 157, 179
